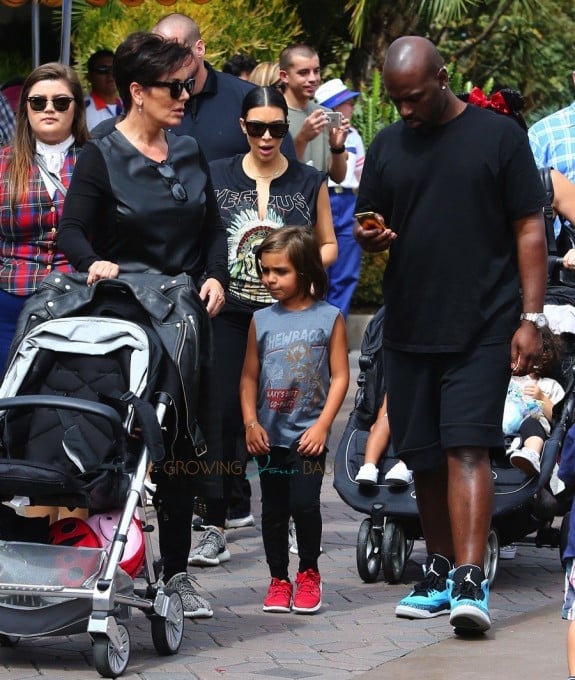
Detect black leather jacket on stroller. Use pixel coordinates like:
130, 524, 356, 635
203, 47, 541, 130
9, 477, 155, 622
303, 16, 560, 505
8, 271, 223, 499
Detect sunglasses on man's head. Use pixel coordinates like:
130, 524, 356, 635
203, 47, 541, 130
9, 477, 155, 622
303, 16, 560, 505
155, 162, 188, 203
146, 78, 195, 99
244, 120, 289, 139
27, 96, 75, 112
93, 65, 113, 75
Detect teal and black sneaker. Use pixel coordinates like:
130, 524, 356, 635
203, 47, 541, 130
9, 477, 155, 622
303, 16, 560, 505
448, 564, 491, 632
395, 554, 451, 619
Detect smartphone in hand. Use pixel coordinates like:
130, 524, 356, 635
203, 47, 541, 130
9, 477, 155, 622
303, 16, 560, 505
355, 211, 386, 230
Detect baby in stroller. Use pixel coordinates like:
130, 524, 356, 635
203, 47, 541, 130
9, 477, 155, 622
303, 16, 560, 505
505, 326, 565, 476
354, 393, 413, 487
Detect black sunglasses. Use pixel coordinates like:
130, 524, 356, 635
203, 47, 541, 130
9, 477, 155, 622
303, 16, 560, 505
93, 65, 113, 75
27, 95, 75, 112
244, 120, 289, 139
155, 163, 188, 203
146, 78, 195, 99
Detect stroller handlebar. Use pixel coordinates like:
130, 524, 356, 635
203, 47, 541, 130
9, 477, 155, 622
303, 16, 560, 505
0, 395, 125, 441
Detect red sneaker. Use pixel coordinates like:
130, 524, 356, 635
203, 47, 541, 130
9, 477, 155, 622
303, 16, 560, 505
293, 568, 322, 614
263, 578, 293, 612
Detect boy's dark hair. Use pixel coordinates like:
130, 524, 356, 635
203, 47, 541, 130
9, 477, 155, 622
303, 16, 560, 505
278, 44, 318, 71
222, 53, 257, 78
255, 227, 328, 300
533, 327, 564, 379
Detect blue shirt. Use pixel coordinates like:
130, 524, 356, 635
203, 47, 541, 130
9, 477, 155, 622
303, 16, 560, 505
529, 102, 575, 179
529, 101, 575, 234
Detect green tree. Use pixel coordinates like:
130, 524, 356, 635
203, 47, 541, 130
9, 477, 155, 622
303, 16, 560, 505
68, 0, 302, 81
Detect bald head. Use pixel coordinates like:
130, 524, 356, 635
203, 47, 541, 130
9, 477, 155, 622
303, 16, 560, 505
384, 36, 444, 81
152, 13, 201, 47
382, 37, 462, 129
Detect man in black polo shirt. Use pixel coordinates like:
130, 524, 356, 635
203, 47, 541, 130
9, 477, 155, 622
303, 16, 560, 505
152, 13, 295, 161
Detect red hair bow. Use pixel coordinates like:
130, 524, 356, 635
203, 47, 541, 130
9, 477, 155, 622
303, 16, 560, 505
467, 86, 510, 115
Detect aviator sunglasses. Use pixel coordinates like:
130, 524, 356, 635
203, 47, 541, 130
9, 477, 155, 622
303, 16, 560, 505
244, 120, 290, 139
155, 162, 188, 203
27, 95, 75, 112
146, 77, 195, 99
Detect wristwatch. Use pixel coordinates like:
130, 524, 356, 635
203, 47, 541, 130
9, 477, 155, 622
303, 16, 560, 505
520, 312, 548, 329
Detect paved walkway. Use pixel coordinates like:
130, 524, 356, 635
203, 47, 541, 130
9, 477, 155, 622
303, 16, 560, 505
0, 352, 569, 679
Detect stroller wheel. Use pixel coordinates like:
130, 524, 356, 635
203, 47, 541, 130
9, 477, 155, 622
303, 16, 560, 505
93, 623, 130, 678
356, 518, 382, 583
151, 589, 185, 655
382, 519, 408, 583
483, 528, 500, 586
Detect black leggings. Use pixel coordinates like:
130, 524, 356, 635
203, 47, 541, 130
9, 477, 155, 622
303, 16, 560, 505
258, 446, 325, 581
154, 473, 195, 581
518, 416, 547, 442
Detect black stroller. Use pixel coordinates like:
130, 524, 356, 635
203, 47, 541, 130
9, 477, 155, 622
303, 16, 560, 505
0, 273, 208, 678
334, 305, 575, 586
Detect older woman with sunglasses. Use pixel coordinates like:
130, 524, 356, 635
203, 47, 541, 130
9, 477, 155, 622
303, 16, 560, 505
0, 62, 89, 379
58, 32, 228, 619
187, 85, 336, 568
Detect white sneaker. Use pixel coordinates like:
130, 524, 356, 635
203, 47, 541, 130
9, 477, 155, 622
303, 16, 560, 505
225, 513, 255, 529
288, 518, 323, 556
355, 462, 379, 485
288, 518, 298, 554
509, 447, 541, 476
188, 526, 231, 566
499, 544, 517, 559
384, 461, 413, 486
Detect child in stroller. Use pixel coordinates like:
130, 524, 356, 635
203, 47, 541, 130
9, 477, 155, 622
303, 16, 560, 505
335, 305, 575, 591
505, 326, 565, 476
354, 393, 413, 487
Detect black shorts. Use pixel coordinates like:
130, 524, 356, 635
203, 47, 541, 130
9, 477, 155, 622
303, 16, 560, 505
384, 343, 511, 471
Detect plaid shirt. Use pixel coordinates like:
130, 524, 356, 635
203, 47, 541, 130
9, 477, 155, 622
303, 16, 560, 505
528, 101, 575, 178
0, 91, 15, 147
0, 145, 78, 295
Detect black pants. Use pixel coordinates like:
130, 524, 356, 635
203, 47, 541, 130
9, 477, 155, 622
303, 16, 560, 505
154, 472, 195, 581
258, 446, 325, 581
203, 298, 262, 526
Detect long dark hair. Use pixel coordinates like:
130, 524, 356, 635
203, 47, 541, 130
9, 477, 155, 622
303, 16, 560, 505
9, 62, 89, 209
241, 85, 288, 120
255, 226, 328, 300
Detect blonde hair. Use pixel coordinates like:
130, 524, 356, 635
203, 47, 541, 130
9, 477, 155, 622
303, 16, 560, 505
249, 61, 281, 88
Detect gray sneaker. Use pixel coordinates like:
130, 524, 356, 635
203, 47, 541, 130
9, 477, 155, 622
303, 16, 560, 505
165, 572, 213, 618
188, 526, 231, 566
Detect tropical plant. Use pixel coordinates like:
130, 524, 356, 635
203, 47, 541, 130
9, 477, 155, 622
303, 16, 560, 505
66, 0, 302, 83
